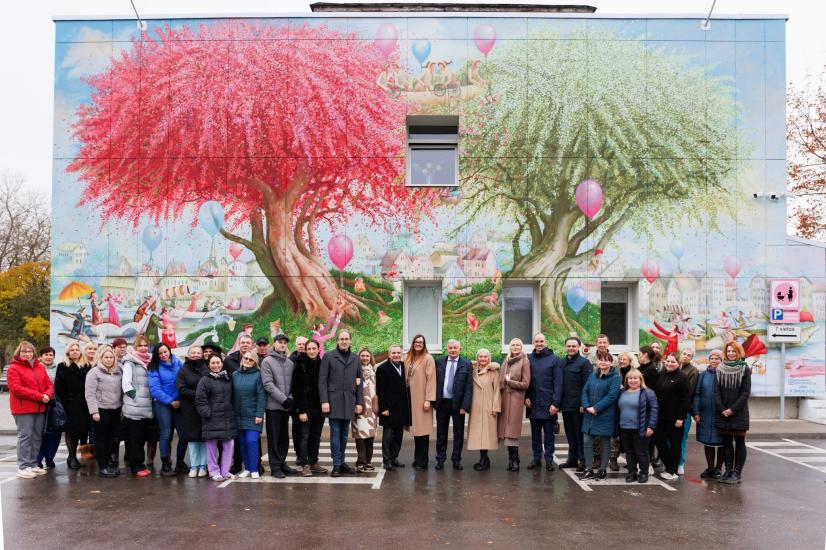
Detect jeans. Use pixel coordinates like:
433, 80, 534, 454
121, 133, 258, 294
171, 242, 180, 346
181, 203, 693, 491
382, 425, 404, 464
294, 411, 325, 465
620, 429, 650, 475
188, 442, 206, 469
655, 421, 685, 475
562, 410, 585, 461
37, 430, 62, 463
206, 439, 234, 478
529, 418, 556, 462
435, 400, 465, 464
152, 401, 186, 462
93, 408, 122, 470
583, 433, 609, 471
14, 413, 44, 470
265, 410, 290, 472
329, 419, 349, 467
238, 430, 261, 472
679, 413, 692, 467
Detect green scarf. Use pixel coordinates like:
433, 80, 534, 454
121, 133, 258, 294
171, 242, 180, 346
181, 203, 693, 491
717, 359, 748, 390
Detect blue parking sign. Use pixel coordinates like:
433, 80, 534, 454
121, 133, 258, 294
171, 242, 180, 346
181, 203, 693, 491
771, 309, 784, 321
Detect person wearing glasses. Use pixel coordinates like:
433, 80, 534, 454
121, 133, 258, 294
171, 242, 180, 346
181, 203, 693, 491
232, 351, 265, 479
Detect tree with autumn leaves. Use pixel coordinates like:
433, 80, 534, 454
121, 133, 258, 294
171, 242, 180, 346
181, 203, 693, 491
788, 68, 826, 239
69, 21, 437, 321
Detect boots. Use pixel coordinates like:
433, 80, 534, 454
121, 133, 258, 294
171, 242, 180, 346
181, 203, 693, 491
506, 447, 515, 471
474, 451, 490, 471
724, 467, 743, 484
511, 447, 520, 472
160, 458, 175, 477
146, 441, 157, 472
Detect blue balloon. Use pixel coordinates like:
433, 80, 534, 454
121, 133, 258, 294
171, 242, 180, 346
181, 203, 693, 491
669, 240, 685, 260
411, 39, 431, 65
198, 201, 225, 238
566, 286, 587, 314
141, 225, 162, 252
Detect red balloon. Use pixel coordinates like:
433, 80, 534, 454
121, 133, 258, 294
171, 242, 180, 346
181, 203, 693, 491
641, 257, 660, 284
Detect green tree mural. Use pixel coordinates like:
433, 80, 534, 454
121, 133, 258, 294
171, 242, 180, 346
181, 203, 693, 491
460, 34, 742, 330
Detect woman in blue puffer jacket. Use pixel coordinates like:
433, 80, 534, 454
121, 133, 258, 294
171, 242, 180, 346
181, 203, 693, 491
579, 354, 620, 481
148, 343, 186, 476
617, 368, 658, 484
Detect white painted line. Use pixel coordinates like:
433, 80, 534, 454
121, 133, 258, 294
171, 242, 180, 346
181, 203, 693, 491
747, 441, 810, 448
785, 456, 826, 463
225, 475, 378, 485
370, 468, 386, 490
747, 439, 826, 474
771, 448, 826, 454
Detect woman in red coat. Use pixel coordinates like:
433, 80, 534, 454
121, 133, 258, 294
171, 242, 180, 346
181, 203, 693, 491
6, 341, 54, 478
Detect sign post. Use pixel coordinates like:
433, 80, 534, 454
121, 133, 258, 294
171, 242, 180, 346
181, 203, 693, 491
769, 279, 800, 422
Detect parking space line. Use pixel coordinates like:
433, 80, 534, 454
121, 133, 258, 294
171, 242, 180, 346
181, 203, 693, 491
747, 439, 826, 474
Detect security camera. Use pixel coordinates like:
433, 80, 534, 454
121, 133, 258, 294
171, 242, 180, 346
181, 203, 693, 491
753, 193, 759, 199
770, 194, 781, 200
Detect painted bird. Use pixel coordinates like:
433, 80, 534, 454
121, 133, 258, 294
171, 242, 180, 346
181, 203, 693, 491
467, 312, 479, 332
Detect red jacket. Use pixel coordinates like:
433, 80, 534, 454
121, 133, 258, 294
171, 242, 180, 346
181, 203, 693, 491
6, 356, 54, 415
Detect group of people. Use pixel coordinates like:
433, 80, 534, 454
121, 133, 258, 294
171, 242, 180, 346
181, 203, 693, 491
6, 329, 752, 485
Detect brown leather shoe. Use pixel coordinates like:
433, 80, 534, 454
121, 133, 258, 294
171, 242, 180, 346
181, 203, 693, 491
309, 463, 328, 474
302, 465, 312, 477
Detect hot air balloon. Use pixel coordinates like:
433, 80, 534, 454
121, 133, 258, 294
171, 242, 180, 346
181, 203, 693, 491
142, 225, 163, 265
724, 256, 741, 279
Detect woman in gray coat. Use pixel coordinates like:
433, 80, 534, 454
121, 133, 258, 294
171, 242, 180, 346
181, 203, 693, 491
84, 345, 122, 478
121, 335, 154, 477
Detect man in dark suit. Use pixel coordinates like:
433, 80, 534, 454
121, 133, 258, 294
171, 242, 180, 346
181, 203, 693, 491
318, 331, 363, 477
375, 344, 410, 471
434, 339, 473, 470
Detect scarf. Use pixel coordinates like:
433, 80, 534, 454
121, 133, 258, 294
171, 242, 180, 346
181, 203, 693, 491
507, 352, 526, 366
132, 350, 151, 365
207, 370, 229, 380
717, 360, 748, 390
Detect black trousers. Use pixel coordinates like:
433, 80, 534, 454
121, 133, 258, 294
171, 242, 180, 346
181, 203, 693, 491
721, 433, 748, 471
123, 417, 153, 473
294, 411, 325, 465
435, 400, 465, 464
356, 437, 375, 465
265, 410, 291, 472
381, 425, 404, 463
655, 421, 684, 475
93, 409, 121, 470
413, 435, 430, 467
620, 428, 651, 475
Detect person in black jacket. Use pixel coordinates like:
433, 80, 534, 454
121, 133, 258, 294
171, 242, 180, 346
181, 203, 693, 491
525, 333, 563, 471
638, 345, 662, 466
653, 353, 691, 480
434, 339, 473, 470
223, 333, 254, 375
196, 355, 237, 482
54, 342, 92, 470
292, 339, 327, 475
175, 346, 207, 478
714, 341, 751, 484
375, 344, 411, 471
558, 337, 592, 472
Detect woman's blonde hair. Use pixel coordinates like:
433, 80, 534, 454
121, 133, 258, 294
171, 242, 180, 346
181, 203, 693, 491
94, 344, 117, 370
13, 340, 36, 358
624, 368, 647, 389
79, 341, 98, 367
505, 338, 525, 361
618, 351, 639, 369
62, 341, 82, 366
241, 351, 259, 368
476, 348, 491, 361
133, 333, 150, 348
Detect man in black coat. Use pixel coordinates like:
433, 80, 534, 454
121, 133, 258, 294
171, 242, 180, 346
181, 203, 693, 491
434, 339, 473, 470
559, 336, 592, 472
375, 344, 410, 471
224, 333, 254, 375
525, 333, 563, 471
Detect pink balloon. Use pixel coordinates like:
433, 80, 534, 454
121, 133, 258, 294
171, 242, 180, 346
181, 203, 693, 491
724, 256, 741, 279
327, 234, 354, 271
473, 23, 496, 56
375, 23, 398, 58
575, 179, 604, 220
641, 258, 660, 284
228, 243, 243, 260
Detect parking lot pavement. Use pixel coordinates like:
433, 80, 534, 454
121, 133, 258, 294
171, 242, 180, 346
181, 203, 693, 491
2, 438, 825, 550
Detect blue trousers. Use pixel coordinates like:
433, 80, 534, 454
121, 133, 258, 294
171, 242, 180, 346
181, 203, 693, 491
679, 414, 692, 467
188, 442, 206, 469
562, 410, 585, 461
529, 418, 556, 462
152, 401, 186, 462
238, 429, 261, 472
37, 430, 62, 463
329, 419, 349, 467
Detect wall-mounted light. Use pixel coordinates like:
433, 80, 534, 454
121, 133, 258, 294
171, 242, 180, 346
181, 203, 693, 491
700, 0, 718, 31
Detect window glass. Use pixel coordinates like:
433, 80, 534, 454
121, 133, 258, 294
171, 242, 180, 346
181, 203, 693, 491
406, 284, 440, 347
503, 285, 534, 344
601, 286, 628, 345
409, 147, 456, 186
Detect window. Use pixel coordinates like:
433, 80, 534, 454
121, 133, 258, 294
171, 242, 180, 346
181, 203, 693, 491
502, 282, 540, 353
403, 281, 442, 353
407, 115, 458, 187
600, 282, 638, 352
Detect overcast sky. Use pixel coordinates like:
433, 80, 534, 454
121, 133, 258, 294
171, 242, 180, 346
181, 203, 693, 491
2, 0, 824, 196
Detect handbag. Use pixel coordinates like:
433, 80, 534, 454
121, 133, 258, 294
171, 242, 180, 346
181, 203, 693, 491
44, 394, 67, 433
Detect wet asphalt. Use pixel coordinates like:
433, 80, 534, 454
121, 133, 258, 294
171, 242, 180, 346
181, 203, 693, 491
1, 435, 825, 550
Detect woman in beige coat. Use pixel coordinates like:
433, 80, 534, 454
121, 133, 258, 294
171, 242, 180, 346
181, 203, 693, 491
467, 349, 501, 471
406, 334, 436, 470
498, 338, 531, 471
352, 348, 378, 472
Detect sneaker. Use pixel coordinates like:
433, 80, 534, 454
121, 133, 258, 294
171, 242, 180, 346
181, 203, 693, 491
302, 465, 312, 477
699, 468, 716, 479
595, 468, 607, 480
135, 469, 152, 477
17, 468, 36, 479
211, 475, 225, 482
197, 467, 208, 478
237, 470, 251, 478
228, 474, 238, 480
310, 463, 328, 474
677, 465, 685, 476
29, 466, 48, 476
660, 472, 678, 481
188, 469, 198, 479
577, 468, 595, 480
251, 472, 260, 479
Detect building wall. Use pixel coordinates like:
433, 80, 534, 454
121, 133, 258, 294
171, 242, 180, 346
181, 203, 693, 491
51, 15, 825, 397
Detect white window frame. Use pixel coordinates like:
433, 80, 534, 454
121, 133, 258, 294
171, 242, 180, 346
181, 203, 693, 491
600, 280, 639, 354
501, 281, 540, 355
406, 115, 459, 187
403, 280, 443, 354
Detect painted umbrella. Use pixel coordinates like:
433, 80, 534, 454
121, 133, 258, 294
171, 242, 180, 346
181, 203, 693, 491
58, 281, 95, 306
